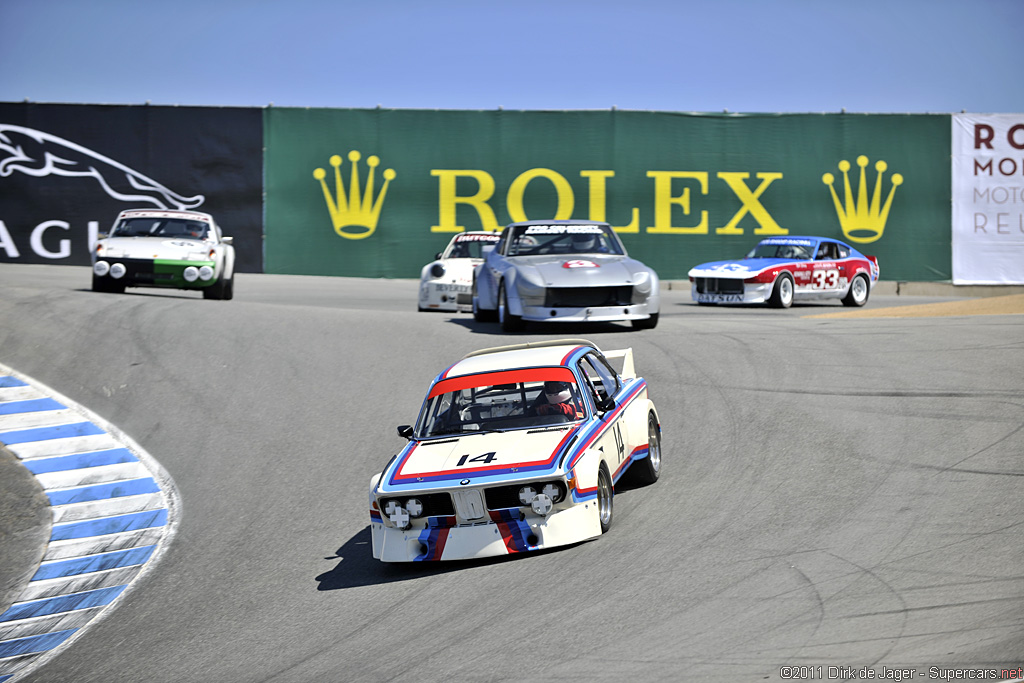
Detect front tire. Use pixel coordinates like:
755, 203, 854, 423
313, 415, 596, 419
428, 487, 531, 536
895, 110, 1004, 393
203, 275, 233, 300
596, 466, 614, 534
631, 312, 659, 330
472, 277, 498, 322
842, 274, 869, 307
498, 281, 524, 332
768, 273, 794, 308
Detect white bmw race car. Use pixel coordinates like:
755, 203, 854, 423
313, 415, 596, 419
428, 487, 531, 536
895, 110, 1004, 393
369, 338, 662, 562
91, 209, 236, 300
418, 231, 501, 312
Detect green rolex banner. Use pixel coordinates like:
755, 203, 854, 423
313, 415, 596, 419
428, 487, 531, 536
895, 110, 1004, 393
264, 109, 951, 280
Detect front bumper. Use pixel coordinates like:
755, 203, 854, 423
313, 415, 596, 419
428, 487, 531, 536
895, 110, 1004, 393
371, 503, 601, 562
519, 302, 654, 323
419, 281, 472, 312
93, 258, 219, 289
691, 280, 771, 305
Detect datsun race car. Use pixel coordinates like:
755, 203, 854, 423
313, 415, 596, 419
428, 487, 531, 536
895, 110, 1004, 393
472, 220, 660, 331
91, 209, 236, 299
687, 236, 879, 308
418, 231, 501, 312
369, 339, 662, 562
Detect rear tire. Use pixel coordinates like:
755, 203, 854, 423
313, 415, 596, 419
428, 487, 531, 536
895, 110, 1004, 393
630, 413, 662, 485
842, 274, 869, 307
596, 466, 614, 534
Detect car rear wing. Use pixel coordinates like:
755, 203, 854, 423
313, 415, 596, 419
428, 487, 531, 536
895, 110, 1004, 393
603, 347, 635, 380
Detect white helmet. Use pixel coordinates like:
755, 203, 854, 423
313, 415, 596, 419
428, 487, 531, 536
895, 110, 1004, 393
570, 233, 598, 252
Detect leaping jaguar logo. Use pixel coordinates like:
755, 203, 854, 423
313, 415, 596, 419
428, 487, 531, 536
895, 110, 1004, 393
0, 124, 204, 210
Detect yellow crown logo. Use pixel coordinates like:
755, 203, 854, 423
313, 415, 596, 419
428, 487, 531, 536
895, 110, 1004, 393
822, 155, 902, 244
313, 151, 395, 240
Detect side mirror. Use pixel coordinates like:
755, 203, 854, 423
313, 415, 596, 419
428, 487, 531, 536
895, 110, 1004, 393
397, 425, 414, 439
434, 251, 443, 260
97, 232, 109, 240
222, 236, 234, 245
597, 396, 616, 413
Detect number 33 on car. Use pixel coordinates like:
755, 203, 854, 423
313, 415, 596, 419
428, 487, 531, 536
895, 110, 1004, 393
368, 339, 663, 562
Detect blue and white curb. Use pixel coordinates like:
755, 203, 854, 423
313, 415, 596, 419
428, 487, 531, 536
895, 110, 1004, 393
0, 364, 180, 682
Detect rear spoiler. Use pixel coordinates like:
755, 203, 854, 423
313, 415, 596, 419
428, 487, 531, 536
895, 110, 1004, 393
603, 347, 635, 380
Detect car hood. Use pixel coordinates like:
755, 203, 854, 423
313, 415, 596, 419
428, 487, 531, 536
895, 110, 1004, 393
381, 426, 576, 490
687, 257, 799, 279
97, 236, 214, 260
513, 255, 642, 286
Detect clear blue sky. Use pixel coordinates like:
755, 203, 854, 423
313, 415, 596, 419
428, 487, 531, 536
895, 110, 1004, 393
2, 0, 1021, 113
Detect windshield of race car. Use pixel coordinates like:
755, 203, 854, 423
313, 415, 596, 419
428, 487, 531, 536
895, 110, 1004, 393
445, 234, 501, 259
111, 217, 209, 240
506, 224, 624, 257
416, 372, 585, 437
745, 241, 813, 260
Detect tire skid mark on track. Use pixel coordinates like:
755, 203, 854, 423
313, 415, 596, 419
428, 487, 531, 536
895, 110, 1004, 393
0, 366, 180, 683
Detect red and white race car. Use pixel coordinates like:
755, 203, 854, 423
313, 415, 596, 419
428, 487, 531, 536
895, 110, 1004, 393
687, 236, 879, 308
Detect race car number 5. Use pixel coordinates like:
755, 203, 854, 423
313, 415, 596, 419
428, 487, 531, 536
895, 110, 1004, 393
811, 269, 839, 289
457, 452, 497, 466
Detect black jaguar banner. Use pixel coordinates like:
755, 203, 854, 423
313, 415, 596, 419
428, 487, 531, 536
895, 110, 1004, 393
0, 102, 263, 272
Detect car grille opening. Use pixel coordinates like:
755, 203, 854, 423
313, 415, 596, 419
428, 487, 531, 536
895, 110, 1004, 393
543, 286, 634, 308
380, 492, 455, 518
694, 277, 744, 295
484, 484, 528, 510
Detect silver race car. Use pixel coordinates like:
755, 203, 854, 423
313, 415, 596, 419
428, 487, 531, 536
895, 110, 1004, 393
472, 220, 660, 331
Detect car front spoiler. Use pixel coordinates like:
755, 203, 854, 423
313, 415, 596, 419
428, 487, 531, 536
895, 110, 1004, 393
371, 503, 601, 562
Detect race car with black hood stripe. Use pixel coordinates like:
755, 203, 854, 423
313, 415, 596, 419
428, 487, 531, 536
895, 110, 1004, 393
368, 339, 662, 562
687, 236, 878, 308
91, 209, 236, 299
472, 220, 660, 330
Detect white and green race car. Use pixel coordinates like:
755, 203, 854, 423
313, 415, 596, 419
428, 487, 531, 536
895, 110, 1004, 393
91, 209, 235, 299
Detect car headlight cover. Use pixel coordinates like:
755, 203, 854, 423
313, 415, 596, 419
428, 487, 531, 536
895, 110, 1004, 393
405, 498, 424, 518
93, 261, 110, 277
518, 486, 538, 506
515, 271, 546, 298
633, 270, 652, 293
541, 482, 565, 504
183, 266, 199, 282
383, 500, 411, 530
531, 493, 554, 516
198, 265, 215, 281
109, 263, 127, 279
430, 263, 445, 278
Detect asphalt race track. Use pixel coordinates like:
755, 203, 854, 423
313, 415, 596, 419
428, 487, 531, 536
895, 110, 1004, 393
1, 264, 1022, 682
